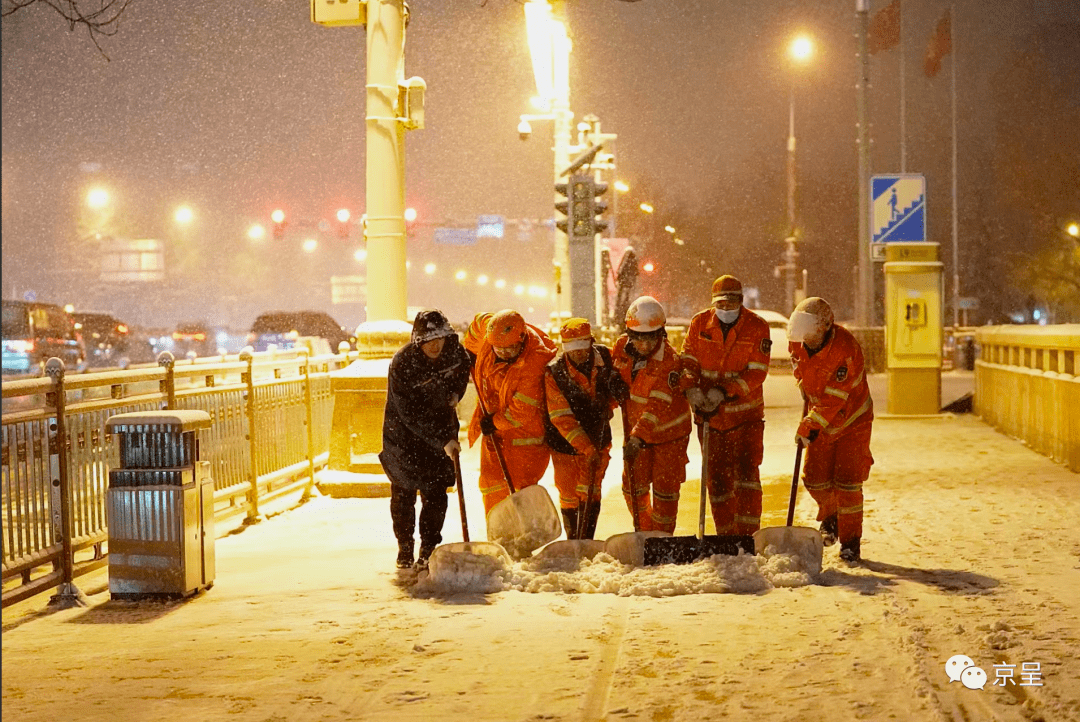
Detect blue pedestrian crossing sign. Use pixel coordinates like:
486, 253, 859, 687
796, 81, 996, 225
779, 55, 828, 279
871, 174, 926, 243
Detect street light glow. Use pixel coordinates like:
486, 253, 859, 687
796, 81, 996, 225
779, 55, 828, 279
495, 279, 506, 289
614, 181, 630, 193
455, 270, 467, 281
86, 188, 109, 209
174, 206, 194, 224
514, 284, 525, 296
674, 238, 685, 246
790, 35, 814, 62
643, 261, 655, 273
527, 285, 548, 298
639, 203, 654, 214
404, 207, 418, 223
1068, 222, 1079, 238
477, 274, 489, 286
302, 238, 318, 253
337, 208, 351, 223
271, 209, 285, 224
664, 225, 676, 234
248, 224, 266, 240
353, 248, 368, 262
424, 263, 436, 275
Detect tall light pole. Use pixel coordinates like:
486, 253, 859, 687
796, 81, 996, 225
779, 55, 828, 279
856, 0, 872, 325
780, 34, 813, 315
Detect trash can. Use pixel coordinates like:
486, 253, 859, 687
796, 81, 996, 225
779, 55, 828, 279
105, 410, 215, 599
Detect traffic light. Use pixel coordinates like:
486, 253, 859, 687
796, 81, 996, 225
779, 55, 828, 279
336, 208, 351, 239
591, 180, 609, 236
271, 209, 286, 240
555, 175, 597, 242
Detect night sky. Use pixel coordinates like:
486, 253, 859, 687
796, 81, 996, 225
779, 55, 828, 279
2, 0, 1077, 330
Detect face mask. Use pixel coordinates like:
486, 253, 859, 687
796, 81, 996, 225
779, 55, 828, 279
715, 308, 740, 324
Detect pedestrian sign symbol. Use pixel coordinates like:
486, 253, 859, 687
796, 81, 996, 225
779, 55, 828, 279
872, 174, 926, 243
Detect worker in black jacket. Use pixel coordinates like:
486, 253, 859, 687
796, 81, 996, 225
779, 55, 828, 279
380, 309, 471, 570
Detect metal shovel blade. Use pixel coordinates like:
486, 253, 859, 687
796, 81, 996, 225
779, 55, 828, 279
642, 534, 756, 566
752, 526, 824, 577
485, 484, 563, 560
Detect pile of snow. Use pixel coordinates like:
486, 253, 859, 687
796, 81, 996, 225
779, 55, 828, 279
411, 544, 816, 598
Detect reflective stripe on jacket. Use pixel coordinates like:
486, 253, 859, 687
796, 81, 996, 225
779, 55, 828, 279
789, 324, 874, 436
544, 345, 616, 456
680, 308, 771, 431
612, 335, 692, 446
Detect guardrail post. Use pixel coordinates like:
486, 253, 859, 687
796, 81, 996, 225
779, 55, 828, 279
301, 350, 317, 501
44, 358, 87, 608
157, 351, 176, 409
239, 349, 261, 523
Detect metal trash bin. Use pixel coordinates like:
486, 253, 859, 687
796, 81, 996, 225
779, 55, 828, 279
105, 410, 215, 599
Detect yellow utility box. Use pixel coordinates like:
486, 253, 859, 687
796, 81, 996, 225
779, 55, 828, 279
884, 242, 943, 414
311, 0, 366, 27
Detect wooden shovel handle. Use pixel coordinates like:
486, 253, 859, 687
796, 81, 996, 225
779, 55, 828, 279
472, 367, 516, 493
452, 448, 469, 543
787, 398, 809, 527
621, 404, 641, 532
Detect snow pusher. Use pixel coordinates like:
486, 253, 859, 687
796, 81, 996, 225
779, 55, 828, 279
475, 389, 561, 560
752, 438, 823, 576
643, 412, 754, 565
427, 447, 512, 579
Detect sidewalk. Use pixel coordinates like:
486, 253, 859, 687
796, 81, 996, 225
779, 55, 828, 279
3, 372, 1077, 722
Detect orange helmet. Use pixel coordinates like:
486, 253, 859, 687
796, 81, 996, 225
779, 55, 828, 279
559, 318, 593, 351
486, 309, 526, 348
625, 296, 666, 333
710, 275, 743, 303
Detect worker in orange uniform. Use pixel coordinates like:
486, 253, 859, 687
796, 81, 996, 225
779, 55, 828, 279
787, 297, 874, 562
463, 309, 558, 515
609, 297, 693, 533
543, 318, 616, 539
680, 275, 772, 536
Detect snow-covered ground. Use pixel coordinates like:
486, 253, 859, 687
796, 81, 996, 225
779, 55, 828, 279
3, 372, 1078, 722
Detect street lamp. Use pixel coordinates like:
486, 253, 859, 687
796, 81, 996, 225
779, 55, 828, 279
248, 224, 266, 241
1067, 222, 1079, 238
780, 33, 814, 315
86, 188, 110, 210
614, 180, 630, 194
174, 205, 194, 224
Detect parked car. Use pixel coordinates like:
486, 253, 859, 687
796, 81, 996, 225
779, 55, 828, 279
171, 321, 216, 358
73, 311, 131, 368
247, 311, 351, 353
2, 299, 85, 376
753, 309, 792, 368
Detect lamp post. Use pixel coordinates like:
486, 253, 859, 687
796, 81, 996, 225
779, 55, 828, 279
782, 34, 813, 316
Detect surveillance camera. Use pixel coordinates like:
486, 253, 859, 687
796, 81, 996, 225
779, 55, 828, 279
517, 119, 532, 141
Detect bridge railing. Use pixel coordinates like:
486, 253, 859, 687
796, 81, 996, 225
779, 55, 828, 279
974, 325, 1080, 472
1, 348, 360, 608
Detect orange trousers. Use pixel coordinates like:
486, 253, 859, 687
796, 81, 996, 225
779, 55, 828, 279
701, 419, 764, 535
551, 449, 610, 510
479, 437, 550, 515
621, 435, 690, 533
801, 420, 874, 544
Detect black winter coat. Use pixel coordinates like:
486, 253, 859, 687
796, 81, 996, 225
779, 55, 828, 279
379, 336, 471, 494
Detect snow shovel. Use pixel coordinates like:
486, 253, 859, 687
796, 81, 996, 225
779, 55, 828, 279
427, 447, 513, 578
537, 455, 605, 561
752, 438, 823, 576
643, 412, 755, 565
474, 375, 561, 560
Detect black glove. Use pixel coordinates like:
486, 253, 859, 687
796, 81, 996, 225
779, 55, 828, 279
480, 414, 497, 436
608, 373, 630, 404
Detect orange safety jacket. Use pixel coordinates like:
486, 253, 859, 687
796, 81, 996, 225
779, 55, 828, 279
544, 345, 617, 457
463, 314, 558, 448
611, 335, 692, 446
680, 308, 772, 431
789, 324, 874, 437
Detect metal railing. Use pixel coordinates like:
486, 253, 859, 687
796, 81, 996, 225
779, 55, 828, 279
2, 349, 358, 608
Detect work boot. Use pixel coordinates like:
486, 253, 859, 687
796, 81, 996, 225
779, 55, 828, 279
839, 537, 861, 563
396, 542, 414, 570
414, 543, 437, 571
561, 508, 580, 540
820, 515, 838, 547
583, 502, 602, 540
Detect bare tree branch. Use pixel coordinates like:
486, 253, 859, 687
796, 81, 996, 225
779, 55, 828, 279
2, 0, 135, 61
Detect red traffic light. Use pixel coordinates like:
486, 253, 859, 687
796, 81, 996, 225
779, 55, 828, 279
271, 209, 287, 240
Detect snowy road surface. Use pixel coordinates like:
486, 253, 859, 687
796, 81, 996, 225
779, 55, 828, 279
3, 372, 1078, 722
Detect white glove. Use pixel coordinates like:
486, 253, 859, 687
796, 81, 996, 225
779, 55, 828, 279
686, 387, 707, 411
443, 439, 461, 457
704, 388, 724, 411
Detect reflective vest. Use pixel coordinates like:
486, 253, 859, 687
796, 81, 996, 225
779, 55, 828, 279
544, 344, 616, 456
680, 308, 771, 431
611, 335, 692, 445
789, 324, 874, 436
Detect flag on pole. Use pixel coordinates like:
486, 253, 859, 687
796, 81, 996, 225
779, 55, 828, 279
923, 9, 952, 77
868, 0, 902, 55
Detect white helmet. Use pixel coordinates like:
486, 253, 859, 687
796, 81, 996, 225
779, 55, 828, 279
788, 297, 834, 345
625, 296, 666, 333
